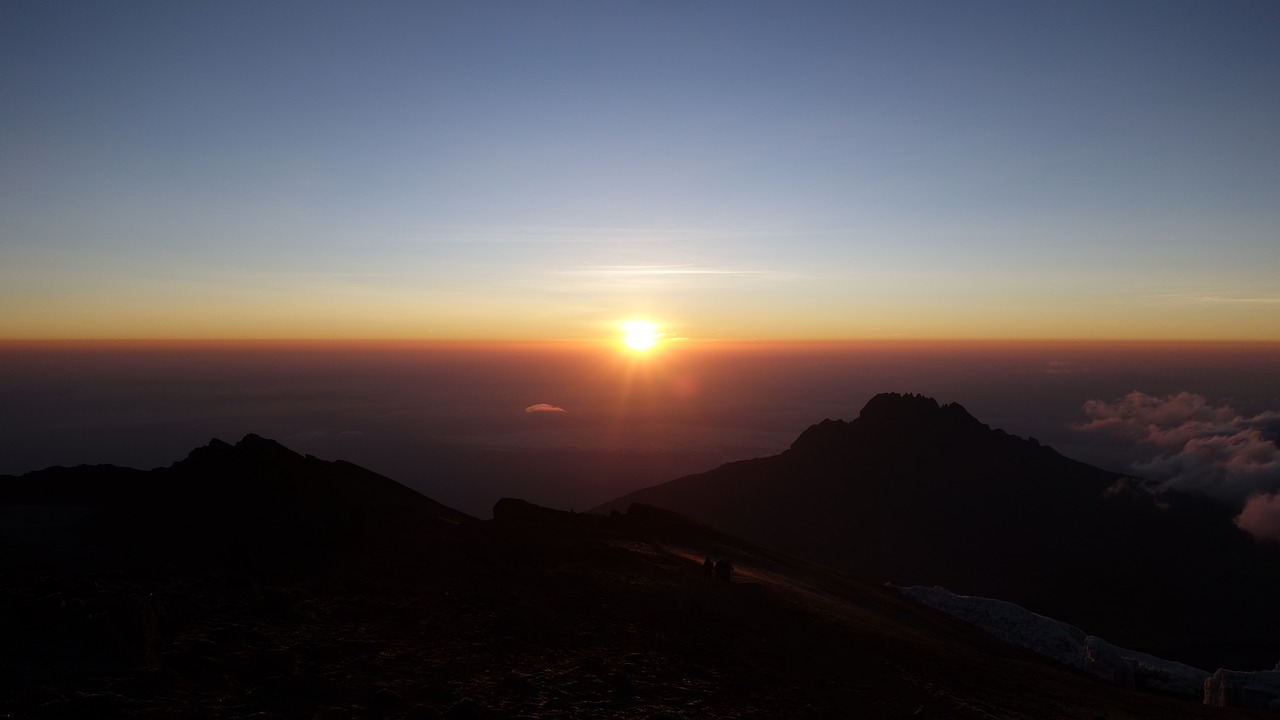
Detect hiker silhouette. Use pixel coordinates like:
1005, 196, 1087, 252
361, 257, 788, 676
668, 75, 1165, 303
715, 558, 733, 585
703, 557, 715, 581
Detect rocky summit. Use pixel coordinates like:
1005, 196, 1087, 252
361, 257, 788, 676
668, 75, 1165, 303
596, 392, 1280, 671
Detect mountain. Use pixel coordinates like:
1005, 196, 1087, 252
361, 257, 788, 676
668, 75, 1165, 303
2, 433, 1263, 718
0, 433, 473, 577
594, 393, 1280, 672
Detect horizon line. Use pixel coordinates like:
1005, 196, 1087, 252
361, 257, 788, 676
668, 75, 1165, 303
2, 337, 1277, 350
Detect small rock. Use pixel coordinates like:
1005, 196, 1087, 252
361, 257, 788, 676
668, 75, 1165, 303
445, 698, 483, 719
371, 687, 404, 709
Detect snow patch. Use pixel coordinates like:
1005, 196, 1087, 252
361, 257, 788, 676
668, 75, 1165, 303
898, 585, 1209, 699
1204, 669, 1280, 709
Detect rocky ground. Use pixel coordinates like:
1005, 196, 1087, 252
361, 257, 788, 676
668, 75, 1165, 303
2, 500, 1271, 719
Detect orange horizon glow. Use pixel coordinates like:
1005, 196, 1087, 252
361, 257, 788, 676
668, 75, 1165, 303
3, 304, 1278, 346
1, 317, 1276, 346
3, 337, 1279, 360
4, 298, 1279, 346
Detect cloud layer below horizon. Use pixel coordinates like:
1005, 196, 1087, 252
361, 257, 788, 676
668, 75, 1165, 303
1078, 391, 1280, 540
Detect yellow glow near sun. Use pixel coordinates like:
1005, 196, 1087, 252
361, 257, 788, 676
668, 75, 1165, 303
620, 321, 661, 351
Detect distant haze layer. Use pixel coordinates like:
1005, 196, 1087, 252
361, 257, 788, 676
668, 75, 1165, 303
2, 340, 1276, 517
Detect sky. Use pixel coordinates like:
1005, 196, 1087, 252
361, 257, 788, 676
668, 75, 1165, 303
3, 1, 1279, 341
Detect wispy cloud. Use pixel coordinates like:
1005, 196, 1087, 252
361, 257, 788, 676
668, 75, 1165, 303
1195, 296, 1280, 304
1144, 293, 1280, 305
564, 265, 771, 277
1044, 360, 1087, 375
416, 226, 772, 245
554, 264, 800, 291
277, 272, 422, 279
524, 403, 566, 413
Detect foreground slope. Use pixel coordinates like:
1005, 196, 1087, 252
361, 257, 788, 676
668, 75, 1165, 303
2, 435, 1267, 718
595, 393, 1280, 671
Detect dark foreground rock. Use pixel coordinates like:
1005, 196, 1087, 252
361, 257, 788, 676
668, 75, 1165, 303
2, 436, 1271, 719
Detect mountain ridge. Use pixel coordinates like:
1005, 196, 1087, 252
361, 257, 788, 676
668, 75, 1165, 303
3, 427, 1276, 716
0, 433, 474, 578
594, 392, 1280, 671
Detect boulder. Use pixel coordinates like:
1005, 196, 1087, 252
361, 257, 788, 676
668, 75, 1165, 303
1204, 669, 1280, 709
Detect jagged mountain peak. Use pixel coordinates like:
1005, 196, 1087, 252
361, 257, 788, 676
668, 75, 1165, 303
789, 392, 990, 455
594, 391, 1280, 670
173, 433, 304, 472
856, 392, 985, 432
861, 390, 938, 415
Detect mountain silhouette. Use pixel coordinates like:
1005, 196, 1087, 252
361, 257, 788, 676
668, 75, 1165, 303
0, 433, 473, 577
5, 432, 1270, 717
594, 392, 1280, 671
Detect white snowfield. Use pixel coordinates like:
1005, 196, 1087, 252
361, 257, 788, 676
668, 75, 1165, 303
897, 585, 1213, 700
1204, 669, 1280, 710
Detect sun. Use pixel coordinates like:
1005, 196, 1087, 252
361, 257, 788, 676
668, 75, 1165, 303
620, 321, 661, 351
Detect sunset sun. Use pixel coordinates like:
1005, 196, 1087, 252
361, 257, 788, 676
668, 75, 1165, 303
620, 321, 661, 351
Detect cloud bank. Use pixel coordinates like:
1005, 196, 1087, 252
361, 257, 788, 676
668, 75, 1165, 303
1236, 493, 1280, 542
1077, 391, 1280, 540
524, 403, 566, 413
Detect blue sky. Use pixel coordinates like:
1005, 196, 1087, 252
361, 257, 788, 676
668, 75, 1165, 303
3, 1, 1278, 340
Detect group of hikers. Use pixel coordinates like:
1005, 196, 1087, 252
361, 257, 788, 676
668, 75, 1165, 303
702, 556, 733, 585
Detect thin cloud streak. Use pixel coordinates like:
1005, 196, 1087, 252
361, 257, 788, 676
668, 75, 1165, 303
278, 272, 423, 279
1194, 296, 1280, 305
1144, 294, 1280, 305
542, 264, 801, 294
564, 265, 772, 277
414, 226, 775, 245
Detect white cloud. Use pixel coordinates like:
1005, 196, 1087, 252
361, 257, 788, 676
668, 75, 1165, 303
524, 403, 566, 413
1236, 492, 1280, 542
1077, 391, 1280, 506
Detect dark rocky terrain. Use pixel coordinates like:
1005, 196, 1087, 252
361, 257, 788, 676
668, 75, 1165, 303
1, 432, 1273, 718
596, 393, 1280, 672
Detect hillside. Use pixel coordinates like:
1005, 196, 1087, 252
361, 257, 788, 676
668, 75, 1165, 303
595, 393, 1280, 671
2, 434, 1267, 718
0, 433, 472, 577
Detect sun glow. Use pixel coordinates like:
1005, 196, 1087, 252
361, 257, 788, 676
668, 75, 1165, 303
620, 321, 661, 351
